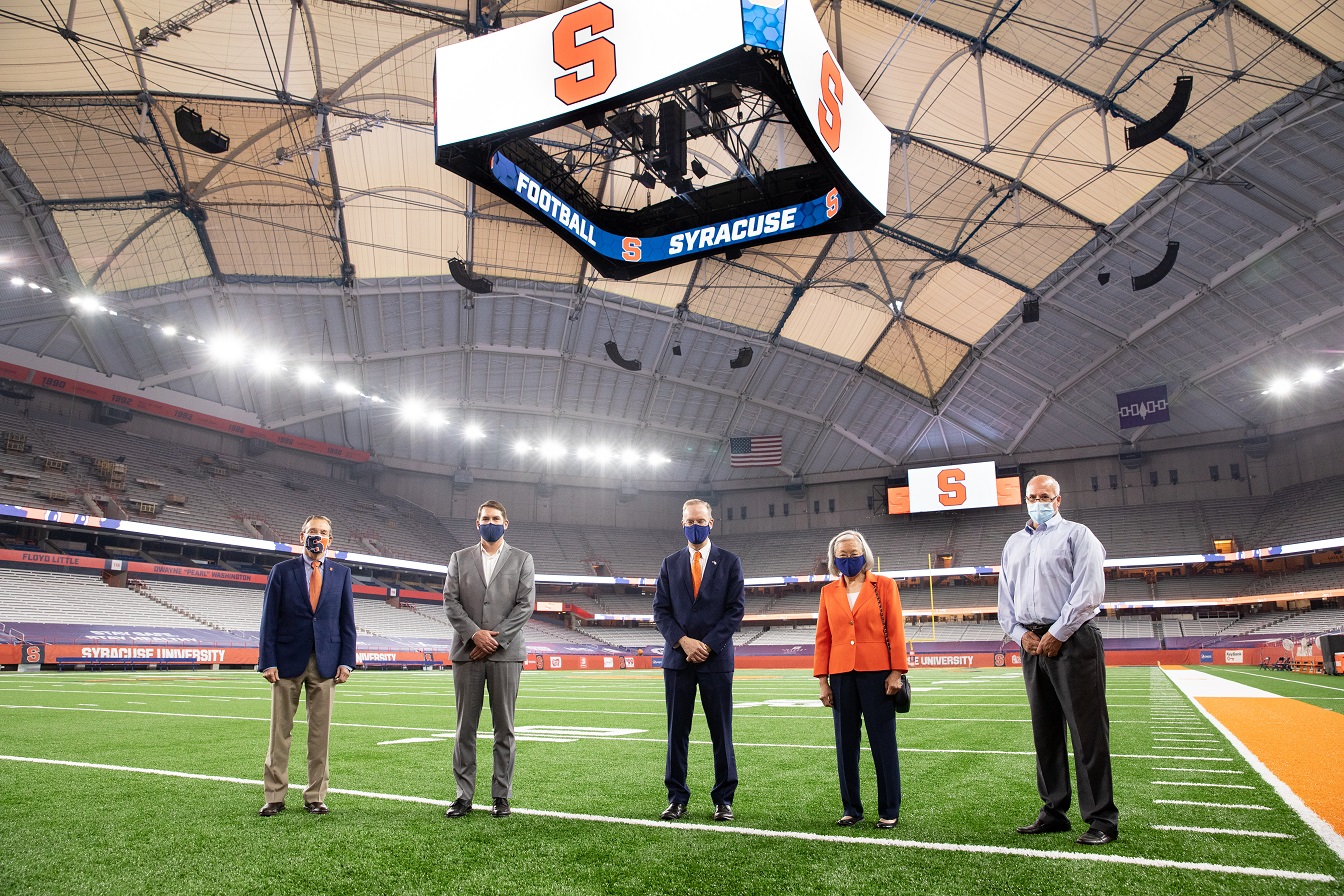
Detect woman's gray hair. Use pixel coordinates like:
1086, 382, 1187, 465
827, 529, 875, 577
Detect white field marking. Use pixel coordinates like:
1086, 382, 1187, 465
1212, 669, 1344, 693
1153, 736, 1219, 742
0, 755, 1330, 884
1153, 768, 1245, 774
1146, 746, 1224, 752
1162, 669, 1283, 699
1151, 825, 1294, 839
1164, 669, 1344, 865
1156, 799, 1273, 810
1153, 781, 1257, 790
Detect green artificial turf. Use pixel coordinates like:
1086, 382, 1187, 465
1, 667, 1341, 895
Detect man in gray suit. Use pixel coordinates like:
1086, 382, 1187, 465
443, 500, 536, 818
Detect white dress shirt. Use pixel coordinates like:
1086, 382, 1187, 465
997, 511, 1107, 645
481, 544, 503, 587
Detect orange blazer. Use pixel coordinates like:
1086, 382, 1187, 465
813, 574, 908, 677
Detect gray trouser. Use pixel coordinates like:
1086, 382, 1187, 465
452, 660, 523, 800
263, 653, 334, 803
1022, 620, 1119, 833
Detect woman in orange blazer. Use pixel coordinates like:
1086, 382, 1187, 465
814, 529, 908, 829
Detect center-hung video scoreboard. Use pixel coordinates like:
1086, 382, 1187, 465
887, 460, 1022, 515
433, 0, 890, 279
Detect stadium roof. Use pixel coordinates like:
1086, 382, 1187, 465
1, 0, 1342, 486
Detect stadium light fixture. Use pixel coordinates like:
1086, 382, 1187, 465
253, 349, 284, 375
208, 335, 245, 363
539, 440, 566, 460
160, 324, 178, 336
1267, 377, 1293, 396
334, 381, 359, 396
9, 277, 23, 286
513, 439, 530, 454
399, 398, 427, 421
463, 423, 484, 440
1302, 368, 1326, 385
298, 365, 323, 385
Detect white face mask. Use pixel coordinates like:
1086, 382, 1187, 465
1027, 501, 1056, 525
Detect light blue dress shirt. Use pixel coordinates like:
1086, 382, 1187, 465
997, 511, 1107, 646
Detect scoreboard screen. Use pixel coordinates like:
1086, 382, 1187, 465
887, 461, 1022, 514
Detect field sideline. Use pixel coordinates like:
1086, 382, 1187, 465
1, 666, 1341, 895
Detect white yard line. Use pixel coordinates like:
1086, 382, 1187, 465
0, 754, 1330, 883
1151, 825, 1294, 839
1156, 799, 1273, 810
1151, 781, 1257, 789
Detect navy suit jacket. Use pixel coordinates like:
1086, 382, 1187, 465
258, 555, 357, 679
653, 542, 745, 673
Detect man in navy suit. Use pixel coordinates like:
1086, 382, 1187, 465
257, 514, 357, 817
653, 498, 745, 822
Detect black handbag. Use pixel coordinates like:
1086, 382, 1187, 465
872, 581, 911, 713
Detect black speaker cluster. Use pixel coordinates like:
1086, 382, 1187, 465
173, 105, 230, 154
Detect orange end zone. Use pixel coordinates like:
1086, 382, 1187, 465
1199, 695, 1344, 837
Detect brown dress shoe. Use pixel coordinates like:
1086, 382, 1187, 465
304, 801, 329, 814
258, 802, 285, 817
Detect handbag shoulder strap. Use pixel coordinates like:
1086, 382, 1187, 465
872, 579, 892, 668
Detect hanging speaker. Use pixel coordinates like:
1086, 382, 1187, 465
728, 346, 753, 369
449, 258, 493, 294
1131, 241, 1180, 291
173, 105, 230, 154
1097, 271, 1111, 286
1124, 76, 1193, 150
604, 340, 642, 371
1021, 296, 1040, 324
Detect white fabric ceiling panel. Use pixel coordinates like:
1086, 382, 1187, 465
866, 318, 969, 399
779, 285, 891, 362
904, 264, 1021, 346
53, 209, 210, 292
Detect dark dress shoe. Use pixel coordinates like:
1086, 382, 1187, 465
491, 798, 511, 817
713, 804, 733, 821
835, 815, 862, 827
1076, 828, 1118, 846
258, 802, 285, 817
444, 798, 472, 818
1016, 816, 1072, 834
303, 801, 329, 815
660, 802, 688, 821
874, 817, 898, 830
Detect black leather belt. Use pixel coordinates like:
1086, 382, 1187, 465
1025, 622, 1055, 636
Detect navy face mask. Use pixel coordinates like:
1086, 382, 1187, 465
834, 555, 866, 578
478, 522, 505, 543
683, 523, 711, 545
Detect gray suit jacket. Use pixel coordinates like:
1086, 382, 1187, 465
442, 540, 536, 663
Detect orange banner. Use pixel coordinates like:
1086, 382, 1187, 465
0, 360, 370, 462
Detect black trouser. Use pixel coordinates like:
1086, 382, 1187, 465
830, 670, 901, 821
1021, 620, 1118, 833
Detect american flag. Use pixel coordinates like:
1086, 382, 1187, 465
729, 435, 783, 468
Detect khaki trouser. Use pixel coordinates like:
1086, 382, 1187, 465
263, 653, 334, 803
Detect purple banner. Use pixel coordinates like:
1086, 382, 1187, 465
1116, 384, 1169, 429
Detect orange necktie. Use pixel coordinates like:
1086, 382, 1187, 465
691, 551, 702, 599
308, 560, 322, 613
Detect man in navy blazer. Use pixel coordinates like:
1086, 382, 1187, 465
257, 514, 357, 817
653, 498, 745, 822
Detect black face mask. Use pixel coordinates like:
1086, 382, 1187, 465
305, 533, 326, 555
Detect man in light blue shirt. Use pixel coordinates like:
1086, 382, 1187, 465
999, 475, 1118, 846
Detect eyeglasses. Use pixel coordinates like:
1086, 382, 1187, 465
1025, 494, 1058, 503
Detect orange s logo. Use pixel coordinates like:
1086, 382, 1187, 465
24, 645, 40, 663
817, 50, 843, 152
825, 188, 839, 218
553, 3, 617, 106
621, 237, 642, 262
937, 468, 967, 506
